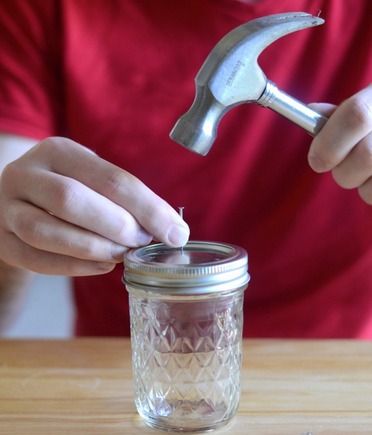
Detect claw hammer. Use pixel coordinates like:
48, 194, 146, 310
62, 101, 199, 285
170, 12, 327, 156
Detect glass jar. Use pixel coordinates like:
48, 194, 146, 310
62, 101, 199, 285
123, 241, 249, 433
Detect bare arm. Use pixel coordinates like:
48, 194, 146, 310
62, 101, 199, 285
0, 133, 38, 333
0, 258, 34, 333
0, 136, 189, 275
0, 133, 190, 332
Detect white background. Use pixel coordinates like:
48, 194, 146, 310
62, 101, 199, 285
3, 275, 74, 338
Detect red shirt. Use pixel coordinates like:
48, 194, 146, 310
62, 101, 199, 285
1, 0, 372, 338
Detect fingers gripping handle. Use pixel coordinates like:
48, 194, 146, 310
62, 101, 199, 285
257, 81, 328, 136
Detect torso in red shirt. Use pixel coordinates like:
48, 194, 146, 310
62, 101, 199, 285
1, 0, 372, 338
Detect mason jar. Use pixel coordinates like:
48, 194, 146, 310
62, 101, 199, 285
123, 241, 249, 433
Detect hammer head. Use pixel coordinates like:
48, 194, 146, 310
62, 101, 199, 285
170, 13, 324, 155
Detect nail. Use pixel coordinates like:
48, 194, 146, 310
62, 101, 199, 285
137, 229, 153, 246
167, 225, 190, 247
96, 262, 116, 272
111, 244, 127, 260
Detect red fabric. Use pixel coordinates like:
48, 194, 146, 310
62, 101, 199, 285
1, 0, 372, 338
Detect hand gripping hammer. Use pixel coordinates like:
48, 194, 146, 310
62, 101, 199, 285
170, 12, 328, 156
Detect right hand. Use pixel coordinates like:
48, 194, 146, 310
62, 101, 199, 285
0, 137, 189, 276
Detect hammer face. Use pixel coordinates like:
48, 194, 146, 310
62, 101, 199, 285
169, 86, 227, 156
170, 13, 324, 155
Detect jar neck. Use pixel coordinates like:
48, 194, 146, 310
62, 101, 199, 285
124, 282, 247, 301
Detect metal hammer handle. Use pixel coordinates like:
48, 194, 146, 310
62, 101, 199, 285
257, 81, 328, 136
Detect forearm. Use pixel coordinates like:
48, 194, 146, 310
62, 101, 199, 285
0, 133, 39, 332
0, 259, 34, 333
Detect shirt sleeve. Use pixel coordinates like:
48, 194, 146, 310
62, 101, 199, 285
0, 0, 63, 140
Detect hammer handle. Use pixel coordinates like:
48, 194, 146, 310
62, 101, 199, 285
257, 81, 328, 136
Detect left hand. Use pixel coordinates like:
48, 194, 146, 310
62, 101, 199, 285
308, 83, 372, 204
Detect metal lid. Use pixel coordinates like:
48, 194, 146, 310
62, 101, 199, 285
123, 241, 249, 295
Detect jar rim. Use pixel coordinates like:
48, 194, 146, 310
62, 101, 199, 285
123, 241, 250, 295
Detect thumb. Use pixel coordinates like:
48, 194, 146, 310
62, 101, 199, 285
308, 102, 337, 118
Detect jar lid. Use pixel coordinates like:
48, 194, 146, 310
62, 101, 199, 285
123, 241, 249, 295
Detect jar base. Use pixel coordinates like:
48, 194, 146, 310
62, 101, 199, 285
138, 411, 234, 433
